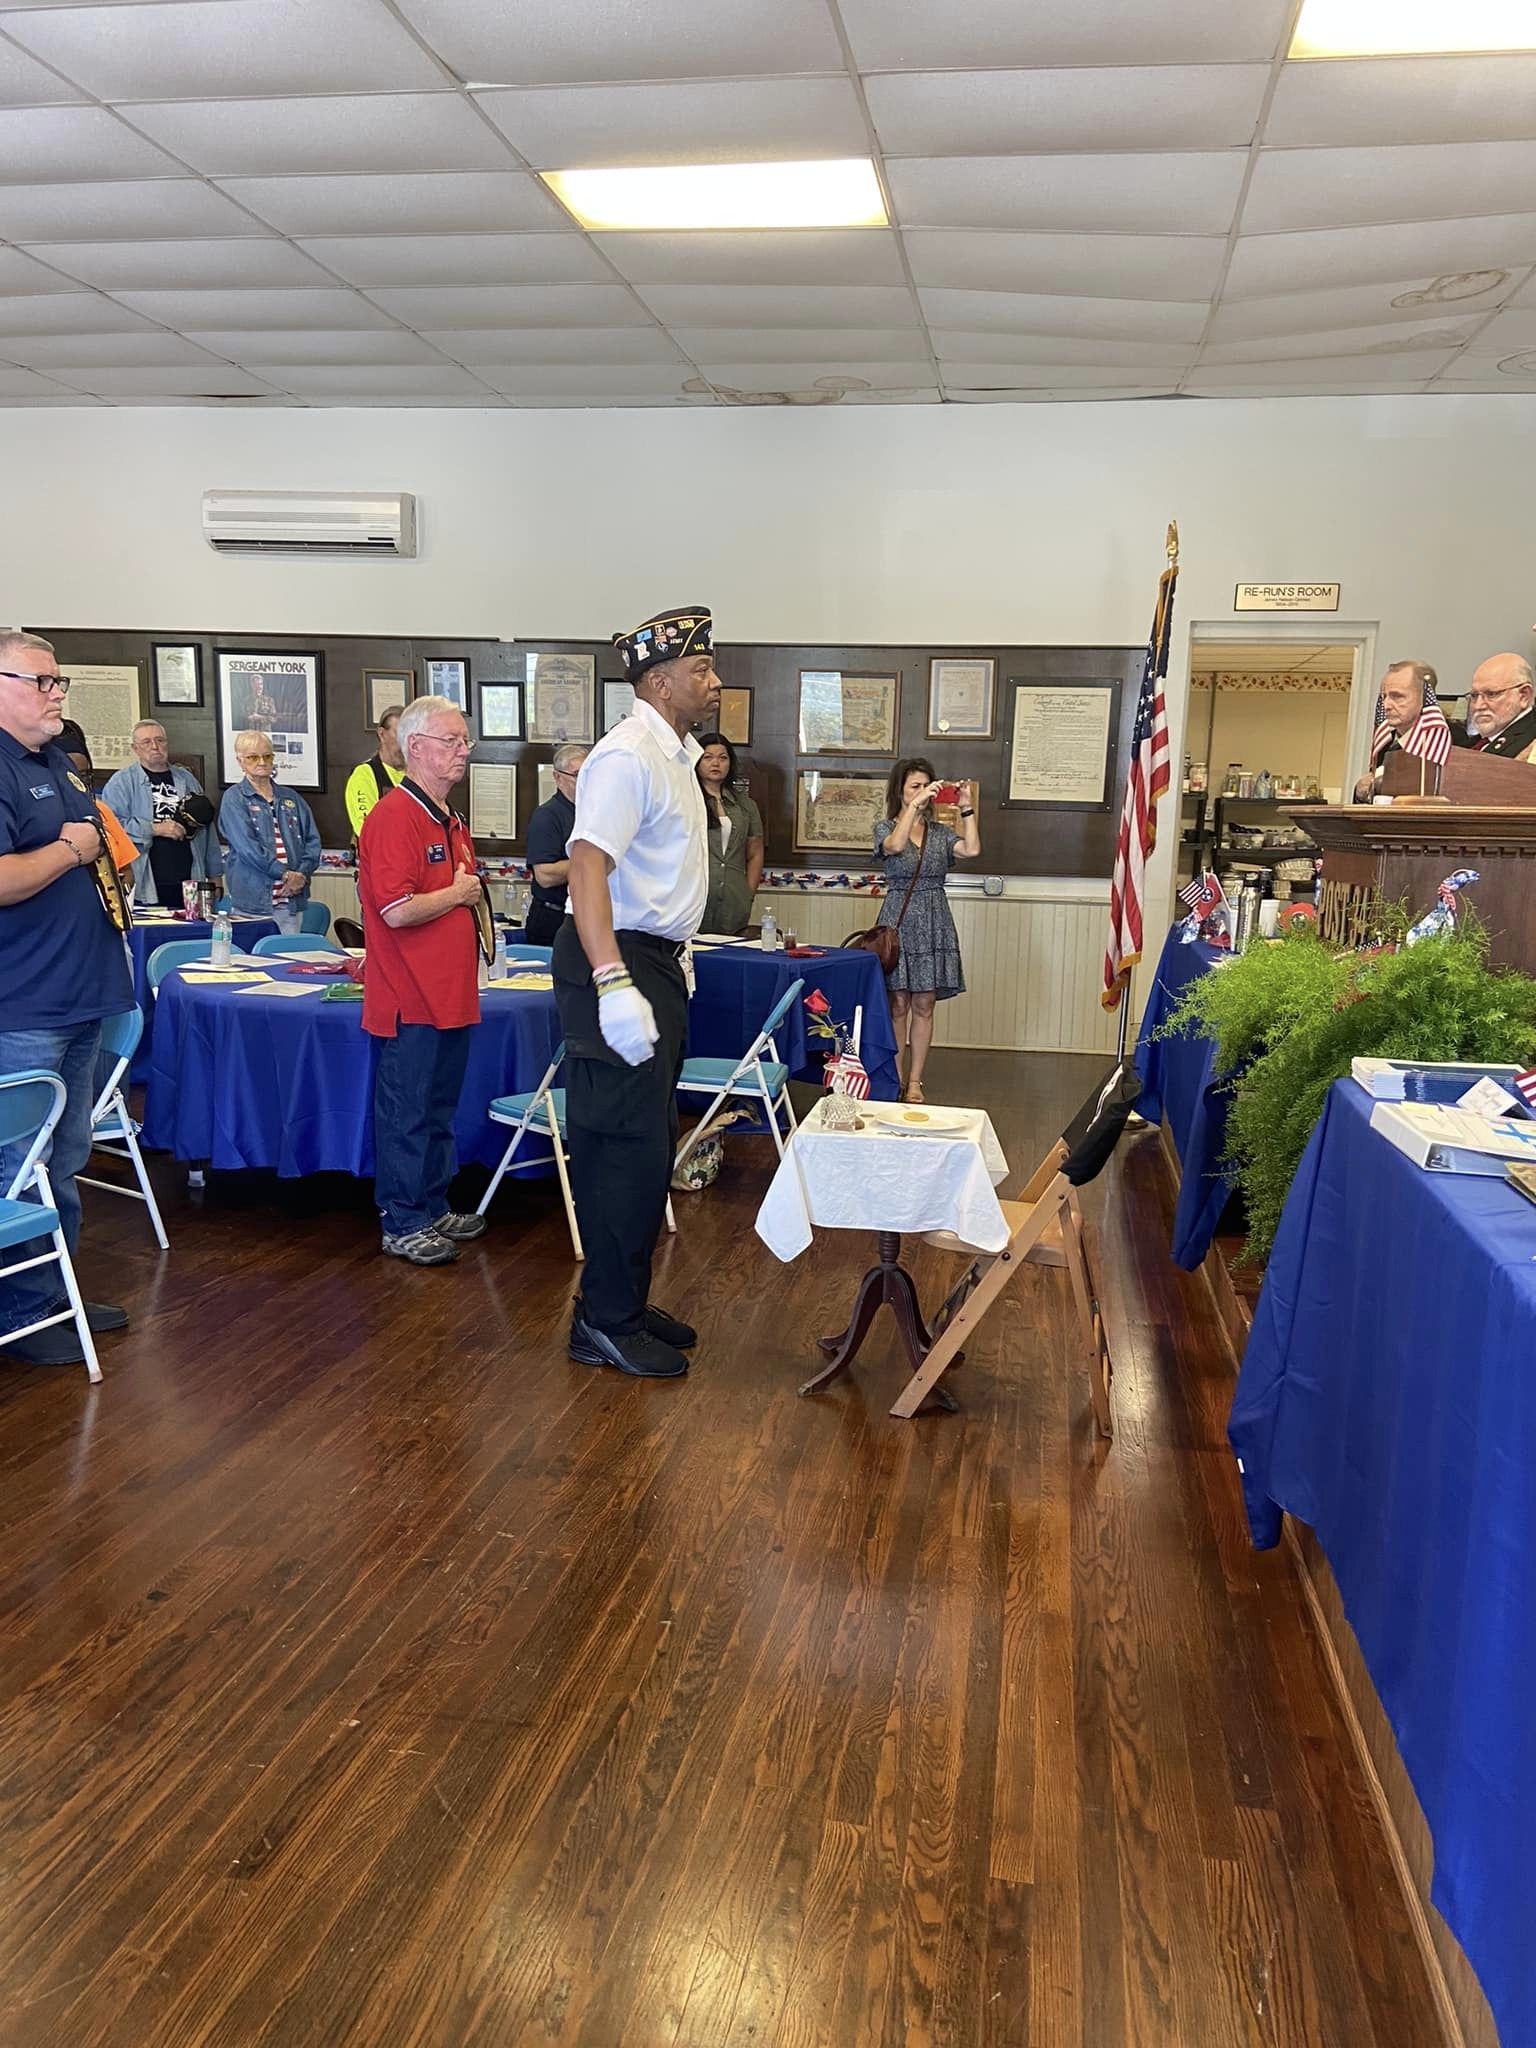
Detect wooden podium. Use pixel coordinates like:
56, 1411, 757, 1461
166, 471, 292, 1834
1292, 749, 1536, 971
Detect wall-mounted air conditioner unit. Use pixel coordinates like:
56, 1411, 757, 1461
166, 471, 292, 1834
202, 490, 418, 557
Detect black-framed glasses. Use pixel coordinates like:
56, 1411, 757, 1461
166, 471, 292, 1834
0, 670, 69, 695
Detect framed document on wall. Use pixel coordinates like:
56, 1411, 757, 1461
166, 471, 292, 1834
797, 671, 898, 754
1003, 676, 1121, 811
928, 657, 995, 739
217, 650, 325, 790
363, 668, 413, 726
604, 679, 635, 730
794, 769, 888, 854
65, 665, 142, 769
152, 642, 202, 708
525, 651, 595, 742
424, 657, 469, 711
717, 685, 753, 747
478, 682, 522, 739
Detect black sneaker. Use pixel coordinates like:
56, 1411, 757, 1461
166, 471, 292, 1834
568, 1316, 689, 1378
382, 1228, 460, 1266
1, 1322, 87, 1366
85, 1301, 129, 1333
431, 1211, 488, 1243
574, 1297, 697, 1349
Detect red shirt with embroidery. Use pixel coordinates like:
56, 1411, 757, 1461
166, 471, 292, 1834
357, 780, 481, 1035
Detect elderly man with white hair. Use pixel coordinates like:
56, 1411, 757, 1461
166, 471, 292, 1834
1457, 653, 1536, 761
102, 719, 221, 909
357, 694, 488, 1267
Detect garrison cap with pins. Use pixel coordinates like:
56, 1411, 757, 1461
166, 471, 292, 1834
612, 606, 713, 685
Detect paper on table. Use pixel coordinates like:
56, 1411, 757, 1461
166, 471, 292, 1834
486, 972, 554, 990
178, 970, 269, 986
237, 981, 323, 998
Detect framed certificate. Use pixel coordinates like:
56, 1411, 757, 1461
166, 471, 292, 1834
478, 682, 522, 739
63, 664, 142, 769
363, 668, 412, 726
604, 678, 636, 731
928, 657, 995, 739
152, 642, 202, 708
424, 656, 469, 711
1003, 677, 1121, 810
794, 769, 888, 854
525, 651, 595, 743
717, 685, 753, 747
797, 670, 899, 754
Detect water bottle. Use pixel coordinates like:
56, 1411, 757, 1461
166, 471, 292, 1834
211, 910, 233, 968
492, 926, 507, 982
759, 908, 778, 953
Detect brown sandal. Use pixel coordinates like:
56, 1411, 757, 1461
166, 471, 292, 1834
903, 1082, 925, 1104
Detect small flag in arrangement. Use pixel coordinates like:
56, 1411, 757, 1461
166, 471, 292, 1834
1104, 525, 1178, 1009
1179, 871, 1226, 919
1514, 1069, 1536, 1113
824, 1050, 870, 1099
1372, 670, 1453, 768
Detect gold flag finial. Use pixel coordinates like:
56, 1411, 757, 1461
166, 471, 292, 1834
1165, 520, 1180, 566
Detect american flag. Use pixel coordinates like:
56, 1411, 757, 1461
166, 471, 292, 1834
1514, 1069, 1536, 1113
1371, 675, 1453, 768
1103, 532, 1178, 1009
824, 1050, 870, 1100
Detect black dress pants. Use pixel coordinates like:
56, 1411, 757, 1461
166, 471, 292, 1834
524, 898, 566, 947
553, 923, 689, 1335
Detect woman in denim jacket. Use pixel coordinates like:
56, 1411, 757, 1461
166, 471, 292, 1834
218, 728, 322, 932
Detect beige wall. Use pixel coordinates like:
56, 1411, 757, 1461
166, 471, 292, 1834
1189, 686, 1353, 798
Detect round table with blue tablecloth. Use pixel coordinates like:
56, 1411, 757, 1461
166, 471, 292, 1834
143, 960, 560, 1178
125, 912, 280, 1081
687, 942, 900, 1099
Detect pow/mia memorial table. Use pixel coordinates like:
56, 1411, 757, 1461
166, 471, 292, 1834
143, 958, 560, 1178
755, 1097, 1009, 1414
688, 939, 901, 1099
1231, 1077, 1536, 2048
1133, 926, 1238, 1268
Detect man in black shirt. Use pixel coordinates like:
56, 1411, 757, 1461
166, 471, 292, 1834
523, 743, 588, 945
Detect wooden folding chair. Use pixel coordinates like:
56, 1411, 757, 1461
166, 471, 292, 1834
888, 1139, 1114, 1434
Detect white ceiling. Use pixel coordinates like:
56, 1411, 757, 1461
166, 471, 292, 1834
1, 0, 1535, 408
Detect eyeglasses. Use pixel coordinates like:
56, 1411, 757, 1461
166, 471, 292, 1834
0, 670, 69, 695
241, 752, 276, 765
416, 732, 470, 752
1468, 687, 1521, 704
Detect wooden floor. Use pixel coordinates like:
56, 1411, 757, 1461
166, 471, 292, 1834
0, 1050, 1443, 2048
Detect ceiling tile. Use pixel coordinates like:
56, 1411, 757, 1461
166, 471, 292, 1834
294, 232, 609, 287
1243, 143, 1536, 236
289, 393, 509, 408
1207, 277, 1519, 339
1201, 319, 1480, 363
1461, 308, 1536, 349
126, 93, 513, 178
939, 359, 1182, 388
866, 65, 1267, 156
46, 364, 281, 396
838, 0, 1292, 68
3, 0, 447, 99
886, 153, 1247, 235
183, 329, 449, 365
0, 364, 76, 396
668, 325, 927, 363
512, 391, 707, 407
393, 0, 843, 85
1265, 54, 1536, 149
593, 229, 906, 287
944, 385, 1173, 402
1187, 351, 1457, 384
479, 364, 693, 397
1436, 349, 1536, 383
1508, 274, 1536, 309
0, 246, 82, 293
111, 287, 397, 329
0, 291, 153, 333
1224, 216, 1536, 298
365, 283, 650, 327
0, 106, 183, 182
262, 363, 494, 396
422, 325, 688, 364
902, 227, 1226, 300
0, 178, 263, 241
25, 237, 335, 290
1180, 372, 1438, 396
0, 39, 86, 105
0, 330, 230, 366
634, 283, 917, 328
689, 362, 932, 393
217, 171, 567, 235
917, 286, 1208, 342
932, 329, 1196, 367
476, 76, 866, 169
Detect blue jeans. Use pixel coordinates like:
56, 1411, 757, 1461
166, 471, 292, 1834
0, 1021, 102, 1336
372, 1025, 471, 1237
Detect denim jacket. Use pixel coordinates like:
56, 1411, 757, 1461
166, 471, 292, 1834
217, 778, 321, 914
99, 760, 222, 901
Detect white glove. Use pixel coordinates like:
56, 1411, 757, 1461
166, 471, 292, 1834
596, 977, 659, 1066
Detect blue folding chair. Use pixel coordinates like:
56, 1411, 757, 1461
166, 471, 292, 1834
147, 939, 217, 990
301, 901, 332, 936
503, 943, 553, 966
674, 977, 803, 1174
0, 1070, 100, 1381
77, 1010, 169, 1251
475, 1046, 583, 1256
252, 932, 342, 957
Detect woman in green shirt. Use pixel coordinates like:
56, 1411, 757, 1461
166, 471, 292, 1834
696, 733, 765, 934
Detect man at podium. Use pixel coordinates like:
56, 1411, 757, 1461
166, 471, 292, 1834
1456, 653, 1536, 761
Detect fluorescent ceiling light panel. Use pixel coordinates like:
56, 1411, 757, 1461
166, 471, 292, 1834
543, 158, 886, 231
1291, 0, 1536, 56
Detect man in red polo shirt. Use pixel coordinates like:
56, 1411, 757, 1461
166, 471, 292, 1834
358, 694, 488, 1266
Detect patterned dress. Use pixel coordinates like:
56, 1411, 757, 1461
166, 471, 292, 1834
873, 817, 965, 999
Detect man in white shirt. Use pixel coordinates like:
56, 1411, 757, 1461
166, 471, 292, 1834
556, 605, 717, 1378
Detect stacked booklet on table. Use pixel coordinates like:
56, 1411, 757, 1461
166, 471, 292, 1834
1351, 1057, 1526, 1103
1369, 1103, 1536, 1176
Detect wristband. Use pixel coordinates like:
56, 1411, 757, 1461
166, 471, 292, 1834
592, 961, 625, 982
596, 972, 636, 997
959, 807, 975, 818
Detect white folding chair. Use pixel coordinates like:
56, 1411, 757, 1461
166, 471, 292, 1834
674, 976, 804, 1175
77, 1008, 170, 1251
0, 1070, 101, 1382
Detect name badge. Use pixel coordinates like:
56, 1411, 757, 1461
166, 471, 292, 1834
426, 843, 448, 864
30, 783, 56, 800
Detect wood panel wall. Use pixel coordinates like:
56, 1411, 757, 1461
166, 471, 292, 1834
42, 627, 1143, 880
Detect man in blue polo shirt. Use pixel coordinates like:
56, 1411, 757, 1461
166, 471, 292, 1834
0, 629, 134, 1366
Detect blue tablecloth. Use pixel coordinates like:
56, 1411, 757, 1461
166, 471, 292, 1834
1231, 1078, 1536, 2048
1134, 927, 1237, 1267
126, 914, 279, 1082
689, 943, 900, 1100
143, 961, 559, 1177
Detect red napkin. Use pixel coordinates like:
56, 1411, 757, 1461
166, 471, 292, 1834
786, 945, 826, 957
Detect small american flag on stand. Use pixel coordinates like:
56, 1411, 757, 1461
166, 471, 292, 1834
1103, 525, 1178, 1009
1513, 1069, 1536, 1113
1372, 673, 1453, 768
824, 1049, 871, 1100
